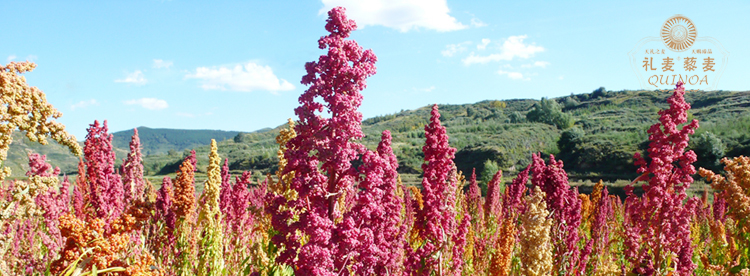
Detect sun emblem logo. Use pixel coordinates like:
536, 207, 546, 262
661, 15, 697, 52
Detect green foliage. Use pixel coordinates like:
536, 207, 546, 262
508, 112, 525, 123
563, 97, 579, 109
558, 127, 585, 156
592, 87, 607, 99
480, 159, 499, 184
526, 98, 574, 129
479, 159, 499, 195
691, 131, 726, 171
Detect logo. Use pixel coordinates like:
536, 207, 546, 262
661, 15, 696, 52
628, 15, 728, 90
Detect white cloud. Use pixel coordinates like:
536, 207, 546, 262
6, 55, 38, 62
176, 112, 195, 118
477, 39, 491, 50
462, 35, 544, 66
521, 61, 550, 68
319, 0, 468, 32
498, 70, 529, 81
558, 75, 564, 80
115, 70, 147, 85
441, 41, 471, 57
185, 62, 294, 93
153, 59, 173, 69
470, 18, 487, 28
71, 99, 98, 110
125, 98, 168, 110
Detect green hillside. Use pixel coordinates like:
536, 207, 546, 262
6, 88, 750, 185
141, 88, 750, 186
4, 132, 128, 177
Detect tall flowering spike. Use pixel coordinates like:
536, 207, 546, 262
173, 153, 196, 220
452, 211, 471, 275
502, 165, 529, 219
83, 120, 124, 220
633, 81, 699, 193
173, 153, 198, 276
72, 184, 85, 217
197, 140, 224, 275
590, 186, 614, 275
272, 118, 296, 195
339, 130, 404, 275
484, 170, 503, 222
408, 104, 460, 275
402, 183, 418, 246
625, 82, 699, 275
265, 119, 297, 273
712, 191, 727, 222
73, 158, 88, 218
31, 154, 67, 262
219, 158, 233, 218
591, 186, 612, 249
488, 215, 516, 276
531, 153, 570, 213
519, 186, 553, 276
154, 177, 176, 264
466, 169, 485, 227
0, 62, 82, 181
187, 150, 197, 172
230, 171, 251, 232
121, 128, 145, 204
530, 153, 582, 274
587, 180, 604, 225
376, 130, 406, 273
270, 6, 376, 276
156, 176, 176, 232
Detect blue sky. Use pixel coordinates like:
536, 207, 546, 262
3, 0, 748, 139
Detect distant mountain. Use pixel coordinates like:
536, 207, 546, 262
111, 127, 244, 156
4, 127, 246, 177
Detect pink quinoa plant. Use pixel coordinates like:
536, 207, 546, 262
339, 130, 404, 275
712, 191, 727, 222
29, 153, 68, 266
406, 104, 463, 275
624, 81, 700, 275
530, 153, 583, 274
268, 6, 378, 276
465, 169, 485, 226
484, 170, 503, 222
502, 165, 530, 219
156, 176, 176, 233
83, 120, 124, 221
121, 128, 145, 204
219, 159, 233, 220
